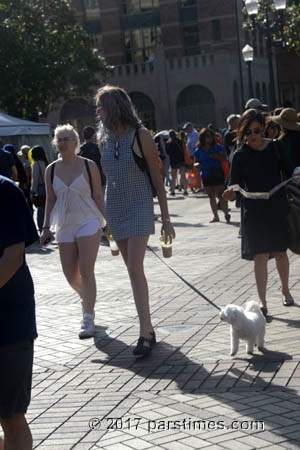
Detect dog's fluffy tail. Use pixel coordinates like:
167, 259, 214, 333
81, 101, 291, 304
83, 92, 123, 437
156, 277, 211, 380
245, 301, 262, 314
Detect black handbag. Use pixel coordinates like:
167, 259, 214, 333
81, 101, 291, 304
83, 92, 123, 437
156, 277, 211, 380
32, 194, 46, 208
132, 126, 157, 197
286, 183, 300, 254
273, 140, 300, 254
32, 162, 46, 207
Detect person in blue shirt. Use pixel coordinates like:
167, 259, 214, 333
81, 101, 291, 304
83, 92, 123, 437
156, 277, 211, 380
194, 128, 230, 223
183, 122, 199, 158
0, 176, 38, 450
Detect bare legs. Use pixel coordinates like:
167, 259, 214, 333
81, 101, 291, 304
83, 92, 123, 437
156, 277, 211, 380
0, 414, 32, 450
58, 230, 101, 314
170, 167, 187, 194
254, 253, 269, 309
117, 235, 154, 342
205, 184, 228, 220
170, 168, 177, 194
254, 251, 291, 309
274, 251, 290, 297
205, 186, 218, 219
178, 166, 187, 192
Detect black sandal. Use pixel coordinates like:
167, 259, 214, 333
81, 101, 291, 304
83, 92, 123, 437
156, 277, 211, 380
133, 331, 156, 357
282, 294, 294, 306
260, 307, 268, 317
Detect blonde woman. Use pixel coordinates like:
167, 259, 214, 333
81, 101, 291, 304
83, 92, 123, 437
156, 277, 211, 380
96, 84, 175, 357
40, 124, 106, 338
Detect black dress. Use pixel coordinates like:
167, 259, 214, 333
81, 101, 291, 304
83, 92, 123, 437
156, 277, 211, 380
229, 141, 292, 260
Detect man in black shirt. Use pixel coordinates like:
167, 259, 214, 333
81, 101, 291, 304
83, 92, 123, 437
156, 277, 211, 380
0, 176, 38, 450
79, 126, 106, 187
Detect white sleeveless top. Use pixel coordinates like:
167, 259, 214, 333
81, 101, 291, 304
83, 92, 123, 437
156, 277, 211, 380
50, 171, 106, 231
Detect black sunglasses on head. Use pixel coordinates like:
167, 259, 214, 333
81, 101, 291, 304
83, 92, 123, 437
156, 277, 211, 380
114, 141, 119, 160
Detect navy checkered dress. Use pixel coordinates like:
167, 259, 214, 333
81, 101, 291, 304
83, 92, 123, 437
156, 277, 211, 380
101, 129, 155, 240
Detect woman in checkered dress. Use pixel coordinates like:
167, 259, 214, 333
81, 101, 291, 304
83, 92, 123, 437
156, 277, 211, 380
97, 85, 175, 357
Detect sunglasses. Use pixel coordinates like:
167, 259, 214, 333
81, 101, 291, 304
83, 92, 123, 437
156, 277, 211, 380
55, 136, 75, 144
245, 128, 261, 136
114, 141, 119, 160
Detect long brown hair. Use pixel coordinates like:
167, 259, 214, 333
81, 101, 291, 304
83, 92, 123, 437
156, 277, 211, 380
197, 128, 216, 148
237, 109, 265, 142
95, 85, 141, 141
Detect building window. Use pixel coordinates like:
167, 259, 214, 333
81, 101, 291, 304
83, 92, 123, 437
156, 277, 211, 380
212, 19, 221, 41
121, 0, 159, 15
125, 27, 161, 63
129, 92, 156, 130
89, 33, 103, 52
83, 0, 100, 20
180, 0, 197, 5
182, 22, 200, 55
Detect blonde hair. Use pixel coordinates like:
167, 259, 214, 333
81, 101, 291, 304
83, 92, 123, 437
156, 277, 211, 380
53, 124, 80, 153
20, 144, 30, 153
95, 84, 141, 141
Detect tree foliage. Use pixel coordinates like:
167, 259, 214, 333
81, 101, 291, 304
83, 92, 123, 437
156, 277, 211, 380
0, 0, 110, 120
244, 0, 300, 54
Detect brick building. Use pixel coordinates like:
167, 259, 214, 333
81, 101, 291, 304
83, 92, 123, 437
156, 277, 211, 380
49, 0, 276, 132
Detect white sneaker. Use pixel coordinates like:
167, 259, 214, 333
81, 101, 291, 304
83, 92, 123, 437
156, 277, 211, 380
79, 314, 95, 339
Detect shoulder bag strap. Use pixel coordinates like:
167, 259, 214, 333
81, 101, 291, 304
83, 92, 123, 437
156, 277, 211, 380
51, 163, 55, 184
135, 125, 145, 159
84, 159, 93, 196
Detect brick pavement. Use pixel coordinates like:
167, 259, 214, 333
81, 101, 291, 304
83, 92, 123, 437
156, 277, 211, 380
13, 191, 300, 448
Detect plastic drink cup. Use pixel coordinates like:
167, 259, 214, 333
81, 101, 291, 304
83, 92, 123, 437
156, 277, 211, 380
108, 235, 119, 256
162, 242, 172, 258
160, 234, 172, 258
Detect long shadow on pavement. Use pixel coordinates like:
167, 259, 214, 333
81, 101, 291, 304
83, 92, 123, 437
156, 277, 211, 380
92, 326, 300, 448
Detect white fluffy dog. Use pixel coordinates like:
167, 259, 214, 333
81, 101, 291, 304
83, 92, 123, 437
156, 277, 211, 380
219, 301, 266, 356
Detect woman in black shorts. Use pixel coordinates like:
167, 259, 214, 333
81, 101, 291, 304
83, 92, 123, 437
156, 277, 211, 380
194, 128, 230, 223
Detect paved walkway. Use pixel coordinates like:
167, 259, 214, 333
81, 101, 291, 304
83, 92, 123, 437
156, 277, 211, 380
23, 191, 300, 449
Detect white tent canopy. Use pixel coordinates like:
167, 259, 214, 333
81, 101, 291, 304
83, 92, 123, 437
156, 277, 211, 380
0, 112, 55, 162
0, 112, 51, 136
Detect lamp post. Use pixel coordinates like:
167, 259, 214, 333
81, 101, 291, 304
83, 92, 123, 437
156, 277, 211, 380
242, 44, 254, 98
235, 0, 245, 110
244, 0, 287, 109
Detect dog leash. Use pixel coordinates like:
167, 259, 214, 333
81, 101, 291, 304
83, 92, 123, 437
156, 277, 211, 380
147, 245, 221, 311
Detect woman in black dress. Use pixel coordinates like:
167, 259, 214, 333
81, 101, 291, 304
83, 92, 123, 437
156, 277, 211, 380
223, 109, 294, 317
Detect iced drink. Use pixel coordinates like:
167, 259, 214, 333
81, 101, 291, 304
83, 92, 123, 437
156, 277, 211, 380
108, 235, 119, 256
162, 243, 172, 258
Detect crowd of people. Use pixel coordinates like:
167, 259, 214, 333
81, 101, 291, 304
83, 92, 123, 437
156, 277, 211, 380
2, 89, 300, 449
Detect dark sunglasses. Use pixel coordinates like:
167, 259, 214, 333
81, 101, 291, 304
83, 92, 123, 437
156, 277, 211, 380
114, 141, 119, 160
245, 128, 261, 136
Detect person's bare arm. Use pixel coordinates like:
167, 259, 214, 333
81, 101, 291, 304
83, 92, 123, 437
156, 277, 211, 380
11, 164, 18, 181
138, 128, 175, 242
211, 151, 227, 162
0, 242, 24, 288
87, 160, 105, 219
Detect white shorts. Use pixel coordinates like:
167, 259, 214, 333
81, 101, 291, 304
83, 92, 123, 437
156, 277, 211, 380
56, 219, 101, 243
